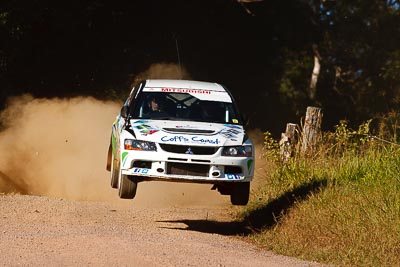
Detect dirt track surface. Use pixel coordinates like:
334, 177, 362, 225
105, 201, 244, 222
0, 194, 322, 267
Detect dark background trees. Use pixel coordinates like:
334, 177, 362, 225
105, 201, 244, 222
0, 0, 399, 134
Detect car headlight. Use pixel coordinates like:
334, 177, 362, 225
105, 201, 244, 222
222, 146, 252, 157
124, 139, 157, 151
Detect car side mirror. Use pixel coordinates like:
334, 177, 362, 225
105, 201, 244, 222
120, 106, 129, 119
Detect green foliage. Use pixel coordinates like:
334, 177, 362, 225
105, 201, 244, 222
276, 0, 400, 127
262, 131, 281, 162
0, 12, 8, 25
375, 111, 400, 143
323, 119, 373, 156
278, 49, 313, 114
241, 118, 400, 266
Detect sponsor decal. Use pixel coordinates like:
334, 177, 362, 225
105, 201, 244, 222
161, 135, 189, 143
191, 136, 220, 145
134, 124, 159, 135
161, 135, 220, 145
161, 88, 211, 94
224, 124, 241, 129
134, 120, 149, 124
132, 121, 159, 135
247, 159, 254, 172
219, 128, 241, 138
132, 168, 149, 174
142, 87, 232, 103
219, 132, 235, 138
225, 174, 241, 180
118, 116, 125, 128
122, 152, 129, 167
111, 133, 117, 157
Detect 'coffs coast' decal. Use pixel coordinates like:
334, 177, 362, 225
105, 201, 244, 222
161, 135, 221, 145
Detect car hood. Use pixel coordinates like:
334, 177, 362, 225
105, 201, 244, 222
128, 119, 246, 146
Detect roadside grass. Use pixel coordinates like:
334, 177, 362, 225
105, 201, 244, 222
240, 119, 400, 266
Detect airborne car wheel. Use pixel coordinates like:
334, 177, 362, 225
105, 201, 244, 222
230, 182, 250, 206
118, 169, 137, 199
110, 152, 119, 189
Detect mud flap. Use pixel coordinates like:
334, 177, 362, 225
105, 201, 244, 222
106, 144, 112, 171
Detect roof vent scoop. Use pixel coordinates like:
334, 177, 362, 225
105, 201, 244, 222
162, 128, 215, 134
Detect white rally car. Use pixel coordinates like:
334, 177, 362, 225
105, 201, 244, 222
106, 79, 254, 205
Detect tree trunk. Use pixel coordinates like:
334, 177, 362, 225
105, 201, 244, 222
308, 45, 321, 100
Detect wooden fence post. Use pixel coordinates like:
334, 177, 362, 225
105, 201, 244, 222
279, 123, 298, 162
301, 106, 323, 156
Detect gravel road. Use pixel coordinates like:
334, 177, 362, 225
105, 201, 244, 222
0, 193, 322, 267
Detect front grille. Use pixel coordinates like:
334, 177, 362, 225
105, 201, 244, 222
225, 166, 242, 174
168, 157, 187, 161
160, 144, 218, 155
132, 161, 152, 168
167, 162, 209, 177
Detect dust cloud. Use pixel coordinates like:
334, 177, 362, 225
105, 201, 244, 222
132, 62, 192, 85
0, 94, 120, 200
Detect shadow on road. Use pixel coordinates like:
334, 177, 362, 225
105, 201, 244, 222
158, 179, 327, 236
159, 219, 250, 236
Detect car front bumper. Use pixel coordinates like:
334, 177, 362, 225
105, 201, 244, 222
120, 147, 254, 183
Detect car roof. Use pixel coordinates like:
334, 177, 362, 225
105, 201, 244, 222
144, 79, 227, 92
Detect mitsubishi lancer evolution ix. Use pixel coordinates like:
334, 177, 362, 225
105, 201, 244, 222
106, 79, 254, 205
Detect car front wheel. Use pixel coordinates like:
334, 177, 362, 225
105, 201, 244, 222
118, 169, 137, 199
230, 182, 250, 206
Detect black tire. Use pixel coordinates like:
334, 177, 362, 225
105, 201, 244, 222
230, 182, 250, 206
118, 170, 137, 199
110, 152, 119, 189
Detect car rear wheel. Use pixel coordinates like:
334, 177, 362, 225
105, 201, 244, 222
118, 170, 137, 199
230, 182, 250, 206
110, 152, 119, 189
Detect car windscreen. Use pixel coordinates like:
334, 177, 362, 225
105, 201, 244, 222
131, 92, 242, 125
